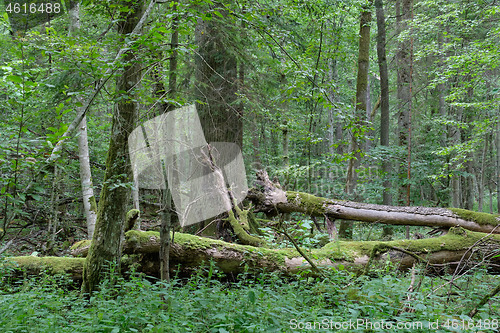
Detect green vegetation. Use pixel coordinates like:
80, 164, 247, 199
0, 0, 499, 330
0, 263, 498, 332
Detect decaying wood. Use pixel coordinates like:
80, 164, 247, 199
6, 227, 500, 281
7, 170, 500, 280
247, 170, 500, 234
66, 228, 500, 276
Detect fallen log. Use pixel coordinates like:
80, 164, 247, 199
60, 228, 500, 277
2, 256, 85, 280
247, 170, 500, 234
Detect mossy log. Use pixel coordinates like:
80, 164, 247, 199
247, 170, 500, 234
2, 256, 85, 280
59, 228, 500, 278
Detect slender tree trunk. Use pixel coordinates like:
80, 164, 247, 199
283, 121, 289, 172
251, 111, 261, 168
463, 127, 475, 211
326, 33, 337, 162
450, 105, 462, 208
375, 0, 393, 239
82, 0, 143, 295
47, 165, 61, 252
396, 0, 413, 240
497, 115, 500, 213
437, 32, 447, 148
364, 78, 373, 152
166, 3, 179, 112
341, 8, 371, 239
477, 138, 488, 212
78, 116, 97, 238
68, 1, 80, 35
159, 161, 173, 282
69, 2, 97, 239
153, 4, 180, 282
326, 40, 343, 176
396, 0, 412, 203
345, 8, 371, 196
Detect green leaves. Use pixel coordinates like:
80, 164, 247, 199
6, 74, 23, 84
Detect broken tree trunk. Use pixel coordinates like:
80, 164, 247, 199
5, 227, 500, 280
64, 228, 500, 277
247, 171, 500, 234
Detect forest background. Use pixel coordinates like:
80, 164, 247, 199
0, 0, 499, 331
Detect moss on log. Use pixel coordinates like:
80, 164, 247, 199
70, 240, 92, 257
69, 228, 500, 276
2, 256, 85, 280
247, 171, 500, 234
5, 228, 499, 280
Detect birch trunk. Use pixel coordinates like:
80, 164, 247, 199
78, 116, 97, 238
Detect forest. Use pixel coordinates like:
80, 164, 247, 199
0, 0, 499, 331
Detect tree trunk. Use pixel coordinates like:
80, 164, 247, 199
43, 226, 489, 280
450, 106, 463, 208
194, 5, 242, 147
47, 165, 61, 252
78, 115, 97, 239
158, 2, 180, 282
375, 0, 393, 239
70, 2, 96, 239
345, 8, 371, 197
82, 0, 143, 295
497, 115, 500, 214
396, 0, 412, 206
247, 171, 500, 234
477, 138, 488, 212
194, 5, 242, 241
282, 121, 289, 170
342, 8, 371, 240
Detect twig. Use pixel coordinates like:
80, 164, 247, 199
0, 239, 14, 255
446, 225, 500, 302
468, 281, 500, 318
398, 264, 417, 314
270, 225, 325, 277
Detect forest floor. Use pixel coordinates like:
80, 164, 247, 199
1, 217, 499, 332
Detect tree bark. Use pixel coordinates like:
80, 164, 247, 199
68, 3, 97, 239
497, 115, 500, 214
396, 0, 413, 206
78, 115, 97, 239
194, 4, 242, 147
345, 8, 371, 196
82, 0, 143, 295
342, 8, 371, 239
247, 171, 500, 234
45, 226, 490, 279
375, 0, 393, 239
68, 227, 500, 278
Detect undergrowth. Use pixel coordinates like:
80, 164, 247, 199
0, 260, 498, 332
